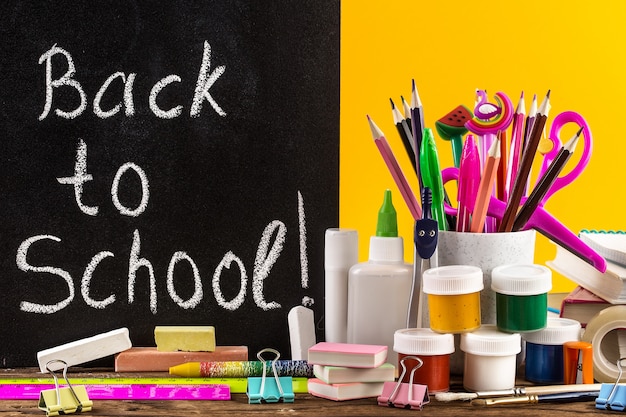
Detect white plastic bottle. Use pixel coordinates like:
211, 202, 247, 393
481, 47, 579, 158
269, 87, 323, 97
346, 189, 413, 364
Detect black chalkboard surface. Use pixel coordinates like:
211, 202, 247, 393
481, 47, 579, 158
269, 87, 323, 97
0, 1, 339, 366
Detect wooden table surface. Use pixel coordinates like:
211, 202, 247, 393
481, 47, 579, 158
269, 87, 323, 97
0, 368, 616, 417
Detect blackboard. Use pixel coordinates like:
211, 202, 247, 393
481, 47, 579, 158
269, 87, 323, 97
0, 1, 339, 366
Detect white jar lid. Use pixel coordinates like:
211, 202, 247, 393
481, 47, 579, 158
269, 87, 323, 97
394, 328, 455, 355
422, 265, 483, 295
491, 264, 552, 295
522, 318, 582, 345
461, 324, 521, 356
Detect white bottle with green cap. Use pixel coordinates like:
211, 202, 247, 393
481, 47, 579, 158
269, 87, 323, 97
346, 189, 413, 364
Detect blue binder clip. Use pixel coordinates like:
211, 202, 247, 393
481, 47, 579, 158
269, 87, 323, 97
247, 348, 294, 404
596, 357, 626, 411
378, 355, 429, 410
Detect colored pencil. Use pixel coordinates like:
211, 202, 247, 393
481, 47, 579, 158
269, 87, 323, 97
401, 95, 412, 132
470, 136, 501, 233
499, 90, 551, 232
390, 98, 416, 173
367, 115, 422, 220
506, 92, 526, 198
512, 127, 582, 231
522, 93, 537, 153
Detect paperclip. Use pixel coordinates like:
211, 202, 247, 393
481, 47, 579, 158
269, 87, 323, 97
38, 359, 93, 416
377, 355, 429, 410
247, 348, 294, 404
596, 357, 626, 411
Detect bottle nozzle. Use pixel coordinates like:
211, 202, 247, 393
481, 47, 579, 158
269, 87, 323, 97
376, 189, 398, 237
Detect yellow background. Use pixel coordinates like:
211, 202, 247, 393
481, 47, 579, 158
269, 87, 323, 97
340, 0, 626, 293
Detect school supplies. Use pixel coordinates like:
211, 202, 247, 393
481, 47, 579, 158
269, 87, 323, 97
595, 358, 626, 411
377, 356, 429, 410
409, 80, 425, 191
367, 115, 422, 221
512, 127, 582, 231
169, 359, 313, 378
288, 306, 317, 360
154, 326, 216, 352
435, 104, 472, 168
547, 243, 626, 304
499, 90, 551, 232
455, 135, 480, 232
579, 230, 626, 266
471, 391, 599, 406
246, 348, 294, 404
37, 328, 132, 373
390, 98, 416, 173
308, 342, 388, 368
308, 378, 385, 401
560, 286, 613, 327
470, 136, 501, 233
563, 341, 594, 384
435, 383, 603, 402
581, 306, 626, 383
38, 360, 92, 416
312, 363, 395, 385
419, 128, 447, 231
115, 346, 248, 372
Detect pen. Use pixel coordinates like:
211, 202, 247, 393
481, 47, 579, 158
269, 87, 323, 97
470, 136, 501, 233
419, 128, 447, 231
367, 115, 422, 220
512, 127, 582, 231
499, 90, 551, 232
456, 135, 480, 232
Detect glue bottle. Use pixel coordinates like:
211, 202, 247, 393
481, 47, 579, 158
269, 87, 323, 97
346, 189, 413, 364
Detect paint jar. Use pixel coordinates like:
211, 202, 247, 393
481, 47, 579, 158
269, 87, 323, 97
461, 324, 521, 391
522, 318, 581, 384
491, 264, 552, 333
422, 265, 483, 334
393, 328, 455, 393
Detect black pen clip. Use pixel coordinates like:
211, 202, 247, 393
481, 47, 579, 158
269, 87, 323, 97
415, 187, 438, 259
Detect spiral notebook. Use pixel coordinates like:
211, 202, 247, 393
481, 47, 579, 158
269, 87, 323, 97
579, 230, 626, 266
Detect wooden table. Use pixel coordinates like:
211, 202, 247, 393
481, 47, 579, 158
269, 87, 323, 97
0, 368, 616, 416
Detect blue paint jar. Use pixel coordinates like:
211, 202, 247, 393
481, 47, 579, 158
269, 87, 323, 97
522, 318, 582, 383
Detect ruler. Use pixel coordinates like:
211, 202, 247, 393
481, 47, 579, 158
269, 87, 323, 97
0, 377, 309, 398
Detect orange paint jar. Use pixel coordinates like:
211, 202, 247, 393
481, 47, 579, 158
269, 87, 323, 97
422, 265, 483, 333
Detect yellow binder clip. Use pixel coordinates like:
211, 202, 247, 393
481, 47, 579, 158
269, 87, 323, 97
38, 360, 92, 416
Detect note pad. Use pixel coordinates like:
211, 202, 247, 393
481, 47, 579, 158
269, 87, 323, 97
580, 230, 626, 266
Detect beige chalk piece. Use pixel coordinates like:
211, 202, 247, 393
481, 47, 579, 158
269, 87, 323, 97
154, 326, 216, 352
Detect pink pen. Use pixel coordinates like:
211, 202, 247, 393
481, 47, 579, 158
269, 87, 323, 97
456, 135, 481, 232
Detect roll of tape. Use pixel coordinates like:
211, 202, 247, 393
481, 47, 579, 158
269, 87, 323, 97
581, 305, 626, 383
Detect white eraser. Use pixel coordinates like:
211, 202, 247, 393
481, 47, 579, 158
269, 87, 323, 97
37, 327, 133, 372
288, 306, 316, 360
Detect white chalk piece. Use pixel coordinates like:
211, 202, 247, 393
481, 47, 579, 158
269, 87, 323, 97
37, 328, 132, 372
288, 306, 316, 360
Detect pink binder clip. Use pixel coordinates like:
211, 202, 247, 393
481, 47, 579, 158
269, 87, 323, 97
377, 355, 429, 410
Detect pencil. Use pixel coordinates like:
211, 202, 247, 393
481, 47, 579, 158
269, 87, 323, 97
390, 98, 416, 174
496, 129, 508, 202
410, 79, 425, 192
512, 127, 582, 231
401, 95, 412, 131
506, 92, 526, 198
522, 93, 537, 153
499, 90, 551, 233
470, 136, 501, 233
367, 115, 422, 220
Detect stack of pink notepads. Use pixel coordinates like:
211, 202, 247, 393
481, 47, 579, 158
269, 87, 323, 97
306, 342, 395, 401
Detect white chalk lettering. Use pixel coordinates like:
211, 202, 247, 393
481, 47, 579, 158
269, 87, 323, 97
38, 44, 87, 120
111, 162, 150, 217
298, 191, 309, 289
57, 139, 99, 216
190, 40, 226, 117
149, 74, 183, 119
93, 72, 136, 118
38, 41, 225, 120
82, 251, 116, 309
253, 220, 285, 310
212, 251, 247, 311
16, 235, 74, 314
167, 251, 202, 309
128, 229, 157, 314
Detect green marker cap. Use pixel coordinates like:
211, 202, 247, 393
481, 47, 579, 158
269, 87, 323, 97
376, 189, 398, 237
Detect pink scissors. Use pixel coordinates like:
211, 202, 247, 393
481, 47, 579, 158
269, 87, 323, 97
442, 110, 606, 273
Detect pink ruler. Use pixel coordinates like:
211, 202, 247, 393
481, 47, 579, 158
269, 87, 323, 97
0, 384, 231, 400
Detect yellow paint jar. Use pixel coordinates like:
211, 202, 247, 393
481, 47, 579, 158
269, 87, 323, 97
423, 265, 483, 334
